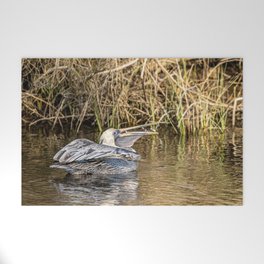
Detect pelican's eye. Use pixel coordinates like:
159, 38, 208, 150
113, 130, 120, 136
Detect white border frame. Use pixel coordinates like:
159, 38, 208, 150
1, 0, 264, 263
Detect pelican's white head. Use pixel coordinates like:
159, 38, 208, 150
99, 128, 120, 147
98, 125, 158, 149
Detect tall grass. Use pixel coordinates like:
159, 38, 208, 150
22, 58, 243, 134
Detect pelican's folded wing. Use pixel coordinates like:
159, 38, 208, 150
53, 139, 140, 164
53, 139, 94, 162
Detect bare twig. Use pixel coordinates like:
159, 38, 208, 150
95, 59, 139, 75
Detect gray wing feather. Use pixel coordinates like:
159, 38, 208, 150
53, 139, 140, 164
53, 139, 94, 162
63, 145, 116, 163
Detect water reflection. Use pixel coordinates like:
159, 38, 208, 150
22, 127, 243, 205
52, 172, 138, 205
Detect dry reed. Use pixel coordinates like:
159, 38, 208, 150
22, 58, 243, 134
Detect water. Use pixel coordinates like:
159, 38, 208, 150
22, 127, 243, 205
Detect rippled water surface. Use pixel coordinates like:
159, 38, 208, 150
22, 127, 243, 205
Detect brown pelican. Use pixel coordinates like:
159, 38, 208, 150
51, 124, 158, 175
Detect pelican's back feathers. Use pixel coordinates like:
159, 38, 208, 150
53, 139, 140, 164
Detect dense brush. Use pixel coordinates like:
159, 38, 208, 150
22, 58, 243, 134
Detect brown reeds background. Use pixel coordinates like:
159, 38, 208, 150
22, 58, 243, 134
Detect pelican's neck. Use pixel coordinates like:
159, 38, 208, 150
99, 136, 116, 147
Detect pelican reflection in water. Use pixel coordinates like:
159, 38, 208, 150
51, 124, 158, 175
52, 172, 139, 205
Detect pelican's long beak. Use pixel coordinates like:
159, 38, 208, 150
119, 123, 158, 133
115, 123, 158, 148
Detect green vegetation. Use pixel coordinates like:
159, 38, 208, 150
22, 58, 243, 134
